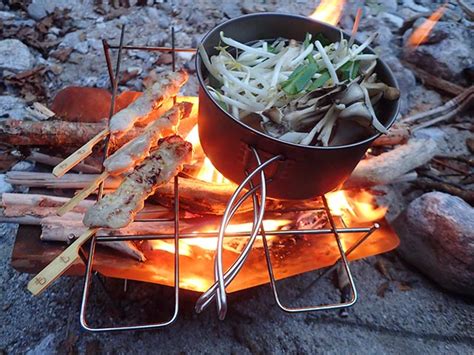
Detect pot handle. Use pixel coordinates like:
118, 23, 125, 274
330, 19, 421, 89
240, 142, 290, 180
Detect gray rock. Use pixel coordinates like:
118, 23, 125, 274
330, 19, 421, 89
0, 11, 15, 21
403, 21, 473, 84
0, 174, 13, 194
402, 0, 430, 13
0, 96, 27, 119
26, 334, 55, 355
392, 192, 474, 296
27, 2, 47, 20
27, 0, 74, 15
60, 31, 88, 54
0, 39, 34, 72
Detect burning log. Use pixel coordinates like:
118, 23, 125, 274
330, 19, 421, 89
344, 139, 438, 189
0, 207, 145, 261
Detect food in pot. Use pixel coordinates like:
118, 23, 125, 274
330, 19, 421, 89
83, 135, 193, 229
199, 31, 399, 146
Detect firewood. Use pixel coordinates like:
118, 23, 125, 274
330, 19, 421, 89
403, 62, 466, 97
1, 193, 169, 219
372, 123, 410, 146
344, 139, 438, 188
28, 151, 102, 174
53, 129, 109, 177
413, 178, 474, 204
39, 217, 145, 261
0, 119, 142, 147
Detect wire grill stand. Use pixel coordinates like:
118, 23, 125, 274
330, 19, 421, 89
77, 26, 380, 331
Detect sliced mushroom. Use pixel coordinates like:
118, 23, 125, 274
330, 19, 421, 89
362, 82, 400, 100
279, 131, 307, 144
339, 102, 372, 120
334, 82, 365, 105
262, 107, 283, 124
360, 60, 377, 78
262, 120, 288, 138
300, 103, 345, 145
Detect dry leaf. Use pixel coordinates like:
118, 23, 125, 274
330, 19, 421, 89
376, 281, 390, 298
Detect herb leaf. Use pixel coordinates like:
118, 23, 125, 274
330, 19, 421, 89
338, 61, 360, 80
281, 63, 318, 95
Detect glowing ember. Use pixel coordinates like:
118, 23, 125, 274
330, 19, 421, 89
407, 4, 447, 48
309, 0, 346, 25
326, 190, 386, 223
148, 219, 291, 255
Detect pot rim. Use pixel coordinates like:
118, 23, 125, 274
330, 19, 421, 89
196, 12, 401, 151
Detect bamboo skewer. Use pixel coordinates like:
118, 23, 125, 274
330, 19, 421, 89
27, 228, 98, 296
52, 128, 109, 178
57, 172, 109, 216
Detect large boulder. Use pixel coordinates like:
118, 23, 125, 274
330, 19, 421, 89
392, 192, 474, 296
0, 39, 34, 72
403, 21, 473, 84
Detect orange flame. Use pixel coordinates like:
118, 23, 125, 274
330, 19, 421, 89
148, 219, 291, 255
309, 0, 346, 25
326, 190, 386, 223
185, 124, 231, 184
408, 4, 447, 48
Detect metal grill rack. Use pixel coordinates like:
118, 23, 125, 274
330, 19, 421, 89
77, 26, 380, 331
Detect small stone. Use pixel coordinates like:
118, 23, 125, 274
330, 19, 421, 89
0, 175, 13, 194
156, 53, 173, 65
0, 11, 15, 21
27, 2, 47, 20
60, 31, 89, 55
0, 96, 27, 119
11, 161, 35, 172
26, 334, 56, 355
392, 192, 474, 297
49, 64, 63, 75
0, 39, 34, 72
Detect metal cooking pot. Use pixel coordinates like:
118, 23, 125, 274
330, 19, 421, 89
196, 13, 400, 200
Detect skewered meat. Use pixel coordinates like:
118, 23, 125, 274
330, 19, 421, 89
83, 135, 192, 229
104, 102, 193, 175
109, 70, 188, 137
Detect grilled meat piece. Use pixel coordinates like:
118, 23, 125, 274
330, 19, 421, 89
109, 70, 188, 137
84, 135, 192, 229
104, 102, 193, 175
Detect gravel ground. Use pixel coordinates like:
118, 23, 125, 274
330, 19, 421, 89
1, 222, 473, 354
1, 1, 473, 353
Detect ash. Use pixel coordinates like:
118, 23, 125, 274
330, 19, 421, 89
1, 0, 473, 353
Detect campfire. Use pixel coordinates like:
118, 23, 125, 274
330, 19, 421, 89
1, 0, 472, 337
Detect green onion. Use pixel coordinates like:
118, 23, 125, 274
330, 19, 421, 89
281, 63, 318, 95
308, 71, 331, 90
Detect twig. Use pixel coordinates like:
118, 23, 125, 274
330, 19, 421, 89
412, 94, 474, 131
457, 0, 474, 20
413, 178, 474, 204
403, 62, 466, 96
402, 86, 473, 124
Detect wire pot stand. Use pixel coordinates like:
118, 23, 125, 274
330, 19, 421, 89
77, 26, 380, 332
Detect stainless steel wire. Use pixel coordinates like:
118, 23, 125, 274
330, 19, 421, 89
74, 26, 383, 330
